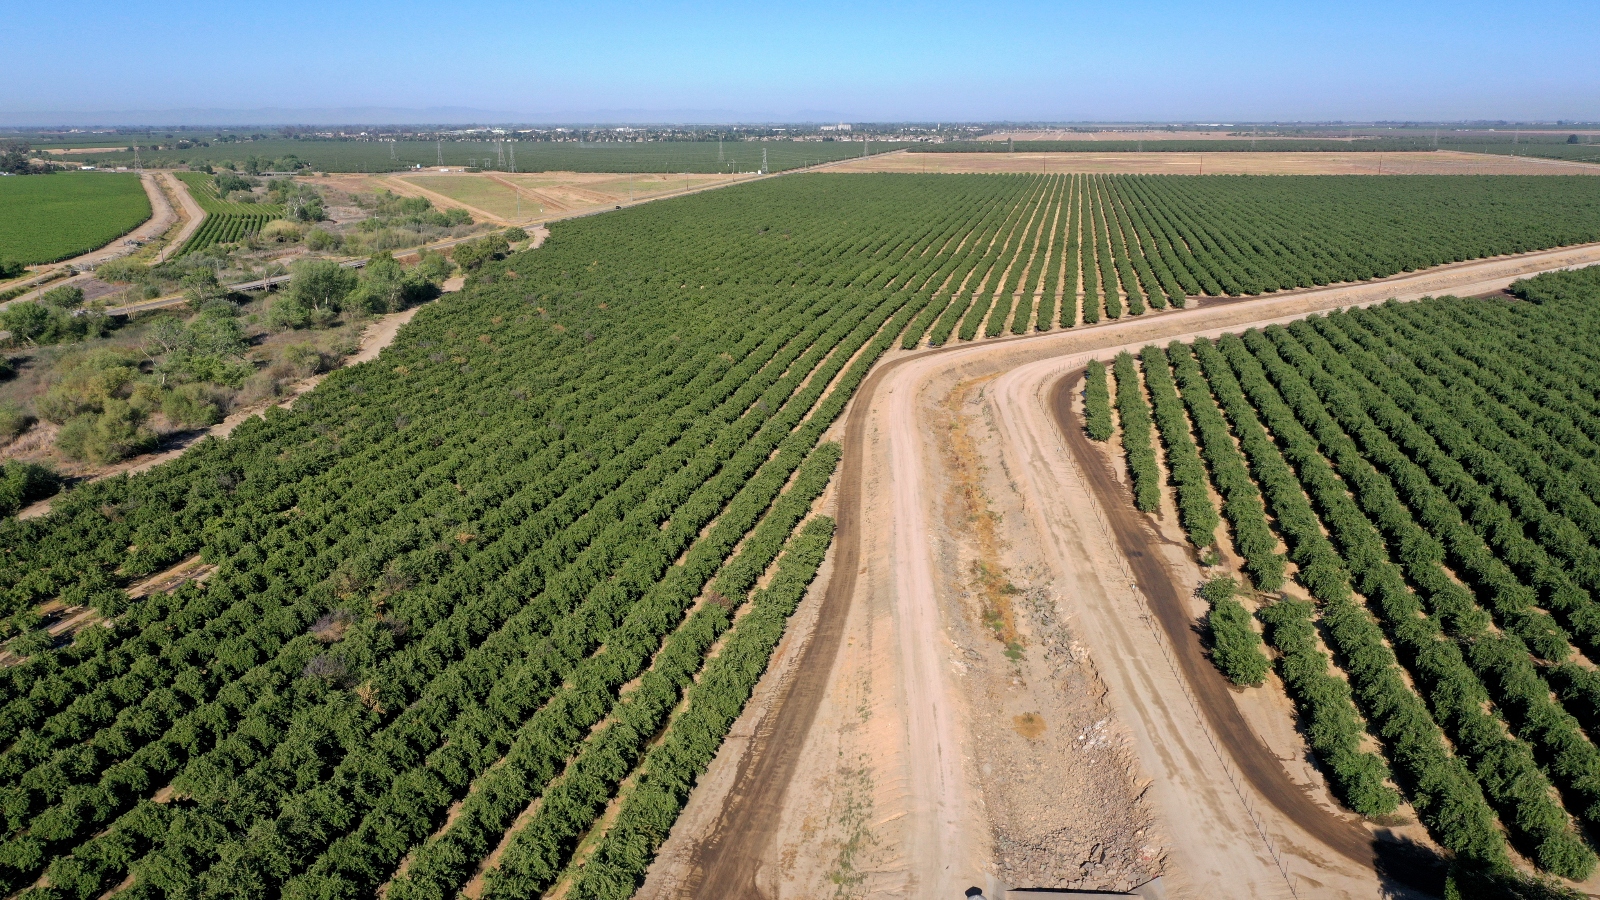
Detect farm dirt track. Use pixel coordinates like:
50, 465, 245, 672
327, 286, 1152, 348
829, 148, 1600, 176
653, 243, 1600, 899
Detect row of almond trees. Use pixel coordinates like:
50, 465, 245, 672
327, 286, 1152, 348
1089, 268, 1600, 884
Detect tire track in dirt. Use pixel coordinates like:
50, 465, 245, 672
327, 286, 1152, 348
685, 351, 909, 899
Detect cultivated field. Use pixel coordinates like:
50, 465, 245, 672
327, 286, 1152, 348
57, 139, 905, 175
836, 148, 1600, 175
4, 172, 1600, 900
1081, 265, 1600, 888
171, 172, 284, 256
976, 130, 1340, 142
360, 171, 744, 223
0, 173, 152, 266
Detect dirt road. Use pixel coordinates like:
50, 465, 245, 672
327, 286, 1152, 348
154, 171, 205, 263
664, 244, 1600, 899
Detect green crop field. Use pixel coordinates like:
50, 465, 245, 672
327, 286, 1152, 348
1094, 265, 1600, 882
173, 172, 284, 256
63, 138, 906, 174
910, 136, 1600, 165
2, 174, 1599, 899
0, 172, 151, 266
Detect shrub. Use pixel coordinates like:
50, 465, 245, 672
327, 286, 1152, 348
161, 383, 223, 429
55, 399, 157, 463
94, 259, 149, 284
305, 227, 341, 251
39, 285, 85, 309
1201, 576, 1271, 686
0, 460, 61, 517
0, 400, 27, 441
260, 220, 303, 243
415, 248, 455, 284
1083, 359, 1113, 441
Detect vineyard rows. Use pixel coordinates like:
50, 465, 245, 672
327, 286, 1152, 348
1093, 267, 1600, 884
172, 173, 284, 257
0, 175, 1597, 899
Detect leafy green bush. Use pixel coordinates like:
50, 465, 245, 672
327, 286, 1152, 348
452, 233, 511, 272
55, 398, 157, 463
1083, 359, 1112, 441
1113, 351, 1160, 512
0, 300, 113, 346
1201, 577, 1271, 686
305, 227, 341, 251
0, 460, 61, 517
347, 252, 435, 314
161, 384, 223, 428
0, 400, 27, 440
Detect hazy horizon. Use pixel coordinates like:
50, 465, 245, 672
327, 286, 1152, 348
9, 0, 1598, 127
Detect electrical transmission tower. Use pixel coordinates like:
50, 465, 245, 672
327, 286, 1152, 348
509, 142, 516, 173
718, 136, 724, 164
498, 142, 506, 168
761, 147, 768, 174
437, 139, 443, 166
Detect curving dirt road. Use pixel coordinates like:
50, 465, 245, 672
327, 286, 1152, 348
670, 244, 1600, 899
154, 171, 206, 263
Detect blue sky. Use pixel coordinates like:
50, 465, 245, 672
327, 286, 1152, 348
8, 0, 1598, 123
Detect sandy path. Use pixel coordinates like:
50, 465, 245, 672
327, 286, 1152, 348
154, 171, 205, 263
662, 242, 1600, 898
882, 364, 985, 894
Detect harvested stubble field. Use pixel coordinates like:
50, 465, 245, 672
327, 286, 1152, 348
834, 149, 1600, 176
312, 171, 746, 224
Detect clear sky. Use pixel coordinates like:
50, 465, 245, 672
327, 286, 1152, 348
8, 0, 1598, 124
